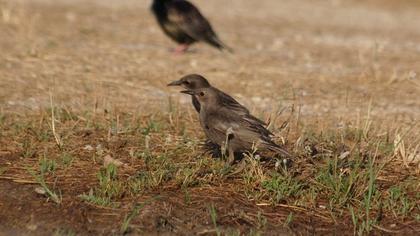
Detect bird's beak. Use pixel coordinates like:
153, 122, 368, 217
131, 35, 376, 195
167, 80, 183, 86
180, 90, 196, 96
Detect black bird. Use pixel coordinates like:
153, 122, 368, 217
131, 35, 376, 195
151, 0, 232, 53
181, 88, 290, 164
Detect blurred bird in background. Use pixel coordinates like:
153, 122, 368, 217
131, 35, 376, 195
151, 0, 233, 53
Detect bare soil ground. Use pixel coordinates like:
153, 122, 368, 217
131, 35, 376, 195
0, 0, 419, 235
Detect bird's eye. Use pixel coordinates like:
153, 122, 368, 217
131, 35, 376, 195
199, 92, 205, 97
184, 81, 190, 85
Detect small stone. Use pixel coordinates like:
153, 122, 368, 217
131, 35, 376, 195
338, 151, 351, 160
83, 145, 94, 151
34, 187, 46, 195
26, 223, 38, 231
96, 144, 104, 155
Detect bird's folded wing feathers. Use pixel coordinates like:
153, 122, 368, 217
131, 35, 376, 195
206, 113, 238, 135
207, 110, 270, 142
205, 111, 289, 156
216, 106, 272, 136
216, 89, 268, 126
218, 91, 249, 114
167, 1, 213, 40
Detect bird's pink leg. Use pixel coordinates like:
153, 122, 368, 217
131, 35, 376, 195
173, 44, 189, 54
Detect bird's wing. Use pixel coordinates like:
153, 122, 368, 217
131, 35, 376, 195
216, 88, 268, 126
203, 103, 287, 156
218, 91, 249, 114
167, 0, 216, 41
205, 109, 271, 146
234, 112, 288, 157
243, 113, 269, 128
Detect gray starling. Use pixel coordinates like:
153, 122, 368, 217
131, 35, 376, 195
168, 74, 248, 157
168, 74, 272, 160
151, 0, 232, 53
167, 74, 262, 124
180, 88, 290, 164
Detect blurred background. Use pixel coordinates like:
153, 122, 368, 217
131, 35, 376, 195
1, 0, 419, 120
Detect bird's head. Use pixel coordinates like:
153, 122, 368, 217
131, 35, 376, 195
167, 74, 211, 90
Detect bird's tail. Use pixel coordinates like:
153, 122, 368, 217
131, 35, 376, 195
206, 35, 234, 53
